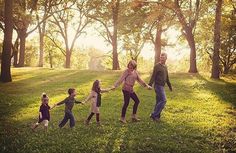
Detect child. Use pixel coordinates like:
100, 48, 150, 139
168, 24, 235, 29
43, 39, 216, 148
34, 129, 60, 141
51, 88, 82, 128
32, 93, 50, 132
83, 80, 114, 126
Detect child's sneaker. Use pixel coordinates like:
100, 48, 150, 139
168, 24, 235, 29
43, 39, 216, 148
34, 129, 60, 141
97, 122, 102, 126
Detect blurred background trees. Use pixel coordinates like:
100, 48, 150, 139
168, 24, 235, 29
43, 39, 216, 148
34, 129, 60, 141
0, 0, 235, 82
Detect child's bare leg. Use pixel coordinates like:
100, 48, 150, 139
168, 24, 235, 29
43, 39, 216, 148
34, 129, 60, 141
44, 126, 48, 132
31, 123, 39, 131
43, 120, 49, 132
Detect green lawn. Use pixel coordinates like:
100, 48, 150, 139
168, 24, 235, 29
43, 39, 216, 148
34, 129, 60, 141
0, 68, 236, 153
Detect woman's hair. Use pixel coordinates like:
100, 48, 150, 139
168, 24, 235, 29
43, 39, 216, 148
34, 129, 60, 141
127, 60, 137, 70
41, 93, 49, 103
92, 80, 101, 93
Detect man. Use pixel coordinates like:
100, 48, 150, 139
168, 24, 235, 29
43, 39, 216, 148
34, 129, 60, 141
148, 52, 172, 121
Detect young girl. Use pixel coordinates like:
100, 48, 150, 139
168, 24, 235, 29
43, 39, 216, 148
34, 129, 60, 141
32, 93, 51, 132
83, 80, 114, 126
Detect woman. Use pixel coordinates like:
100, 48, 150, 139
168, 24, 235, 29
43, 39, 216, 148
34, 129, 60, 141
114, 60, 152, 123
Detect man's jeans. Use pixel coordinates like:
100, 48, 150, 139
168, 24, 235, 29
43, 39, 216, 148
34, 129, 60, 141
59, 111, 75, 128
151, 85, 167, 119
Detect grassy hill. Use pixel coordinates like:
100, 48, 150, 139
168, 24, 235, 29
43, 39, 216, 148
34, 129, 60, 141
0, 68, 235, 153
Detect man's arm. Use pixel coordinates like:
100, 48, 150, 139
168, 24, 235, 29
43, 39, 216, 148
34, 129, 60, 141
148, 65, 158, 86
166, 72, 172, 91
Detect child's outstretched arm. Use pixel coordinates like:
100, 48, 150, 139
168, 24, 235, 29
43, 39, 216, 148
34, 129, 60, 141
101, 87, 115, 93
75, 100, 83, 104
82, 93, 93, 104
50, 98, 66, 110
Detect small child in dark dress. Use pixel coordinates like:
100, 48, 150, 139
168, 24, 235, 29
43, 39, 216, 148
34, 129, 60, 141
32, 93, 50, 132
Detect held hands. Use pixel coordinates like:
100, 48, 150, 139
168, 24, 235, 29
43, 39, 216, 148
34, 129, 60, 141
50, 104, 57, 110
110, 86, 116, 91
146, 84, 153, 90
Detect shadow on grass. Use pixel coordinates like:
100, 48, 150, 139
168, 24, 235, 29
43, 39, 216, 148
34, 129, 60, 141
0, 69, 102, 122
195, 74, 236, 107
0, 113, 219, 153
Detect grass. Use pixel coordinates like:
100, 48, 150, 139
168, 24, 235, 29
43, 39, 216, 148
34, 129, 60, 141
0, 67, 236, 153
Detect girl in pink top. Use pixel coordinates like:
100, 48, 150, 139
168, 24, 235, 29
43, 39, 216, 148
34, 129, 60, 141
83, 80, 114, 126
114, 60, 152, 123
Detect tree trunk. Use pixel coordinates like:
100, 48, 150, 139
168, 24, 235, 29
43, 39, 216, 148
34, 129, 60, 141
49, 50, 53, 68
0, 0, 13, 82
185, 29, 198, 73
18, 28, 27, 67
174, 2, 198, 73
65, 48, 71, 68
13, 50, 18, 67
211, 0, 223, 79
13, 37, 19, 67
38, 21, 46, 67
223, 66, 229, 74
112, 0, 120, 70
132, 55, 138, 62
154, 28, 162, 65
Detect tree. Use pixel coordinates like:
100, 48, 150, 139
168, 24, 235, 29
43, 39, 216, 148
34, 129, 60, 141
137, 0, 202, 73
12, 0, 67, 67
48, 0, 91, 68
219, 2, 236, 74
211, 0, 223, 79
87, 0, 121, 70
0, 1, 20, 67
13, 0, 37, 67
12, 36, 19, 67
146, 4, 176, 64
44, 36, 64, 68
36, 0, 62, 67
170, 0, 201, 73
121, 2, 149, 62
0, 0, 13, 82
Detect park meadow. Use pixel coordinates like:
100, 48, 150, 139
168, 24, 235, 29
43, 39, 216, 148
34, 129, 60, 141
0, 68, 235, 153
0, 0, 236, 152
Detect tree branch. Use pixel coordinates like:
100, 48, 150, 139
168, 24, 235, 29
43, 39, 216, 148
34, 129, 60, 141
26, 3, 74, 35
45, 35, 66, 56
87, 15, 113, 42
